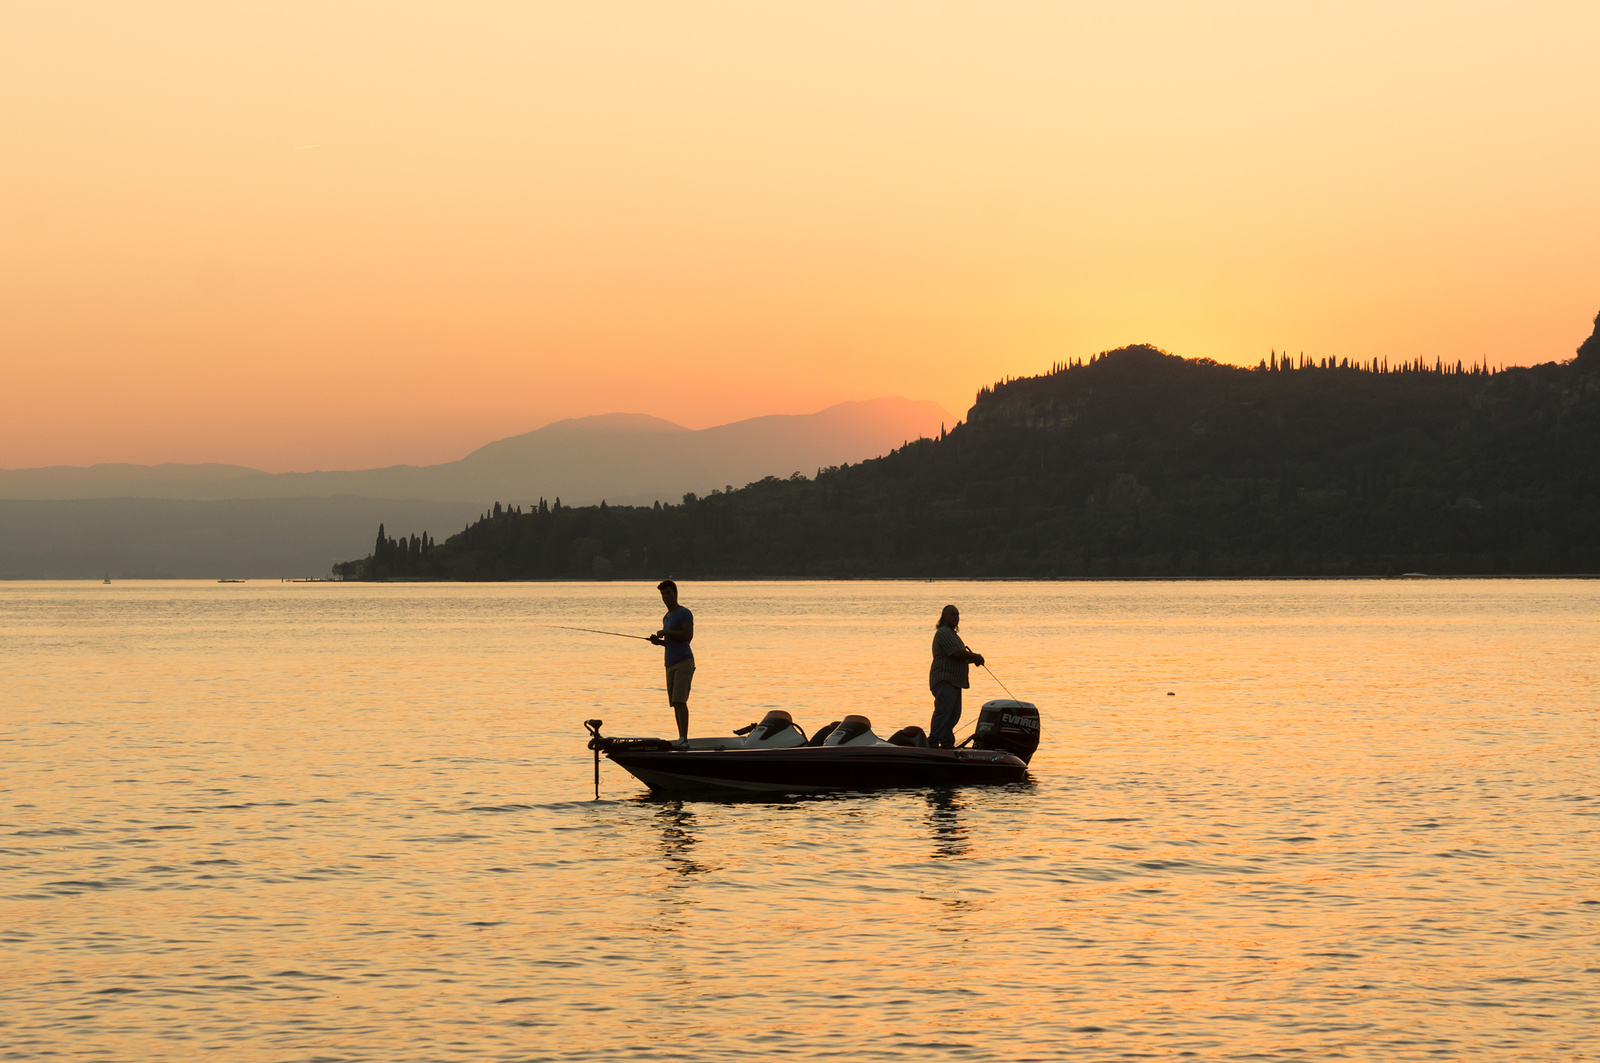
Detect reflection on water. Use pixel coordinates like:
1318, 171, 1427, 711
652, 801, 713, 879
3, 578, 1598, 1062
924, 788, 970, 860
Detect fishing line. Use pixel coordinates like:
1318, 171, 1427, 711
537, 623, 654, 641
983, 664, 1019, 701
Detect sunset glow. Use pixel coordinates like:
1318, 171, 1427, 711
3, 1, 1598, 471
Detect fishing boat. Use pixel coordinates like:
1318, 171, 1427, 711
584, 700, 1040, 796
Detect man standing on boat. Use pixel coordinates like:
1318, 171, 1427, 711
929, 604, 983, 748
648, 580, 695, 741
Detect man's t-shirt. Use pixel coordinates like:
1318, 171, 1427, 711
929, 624, 969, 691
662, 605, 695, 666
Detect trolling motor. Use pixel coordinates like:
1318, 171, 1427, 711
585, 719, 680, 797
585, 719, 604, 798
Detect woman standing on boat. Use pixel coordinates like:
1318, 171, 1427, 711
929, 605, 983, 748
648, 580, 695, 741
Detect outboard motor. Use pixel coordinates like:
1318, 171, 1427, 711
823, 714, 885, 746
971, 700, 1040, 764
740, 709, 807, 749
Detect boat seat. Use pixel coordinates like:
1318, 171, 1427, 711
741, 709, 807, 749
807, 721, 841, 746
887, 725, 928, 747
822, 714, 889, 747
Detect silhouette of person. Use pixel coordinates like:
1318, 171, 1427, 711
648, 580, 695, 740
928, 604, 983, 748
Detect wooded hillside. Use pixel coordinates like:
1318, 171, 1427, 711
339, 313, 1600, 579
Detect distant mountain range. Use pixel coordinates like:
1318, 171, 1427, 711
0, 397, 952, 577
0, 398, 951, 505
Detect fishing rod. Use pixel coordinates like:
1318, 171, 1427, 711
982, 664, 1018, 701
956, 632, 1018, 701
537, 623, 654, 642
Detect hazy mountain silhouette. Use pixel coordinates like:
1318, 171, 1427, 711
0, 397, 951, 577
0, 398, 951, 506
0, 463, 269, 499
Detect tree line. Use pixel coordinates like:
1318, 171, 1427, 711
336, 313, 1600, 580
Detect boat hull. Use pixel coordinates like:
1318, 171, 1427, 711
605, 744, 1029, 795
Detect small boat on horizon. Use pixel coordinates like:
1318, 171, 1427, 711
585, 700, 1041, 796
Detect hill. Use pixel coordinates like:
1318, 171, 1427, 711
340, 313, 1600, 579
0, 398, 951, 506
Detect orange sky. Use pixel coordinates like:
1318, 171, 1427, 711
3, 1, 1598, 473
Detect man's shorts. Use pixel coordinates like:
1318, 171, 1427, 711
665, 660, 695, 703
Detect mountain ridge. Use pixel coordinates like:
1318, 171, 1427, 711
0, 396, 953, 577
0, 397, 952, 505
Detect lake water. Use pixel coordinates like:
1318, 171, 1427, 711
3, 579, 1597, 1061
